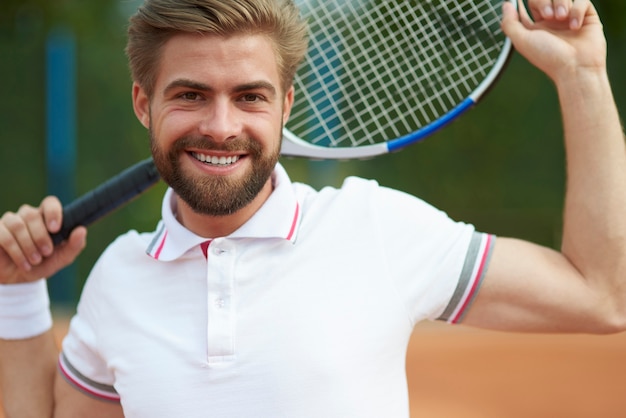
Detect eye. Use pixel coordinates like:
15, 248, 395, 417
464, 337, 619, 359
180, 92, 201, 101
240, 93, 263, 103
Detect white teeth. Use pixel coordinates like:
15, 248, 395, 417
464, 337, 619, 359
191, 152, 239, 166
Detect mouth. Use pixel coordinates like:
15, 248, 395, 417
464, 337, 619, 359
190, 151, 241, 167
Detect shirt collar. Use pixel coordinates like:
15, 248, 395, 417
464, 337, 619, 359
146, 163, 301, 261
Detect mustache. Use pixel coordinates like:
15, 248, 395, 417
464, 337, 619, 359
171, 135, 263, 154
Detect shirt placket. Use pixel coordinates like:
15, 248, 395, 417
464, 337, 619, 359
203, 239, 236, 365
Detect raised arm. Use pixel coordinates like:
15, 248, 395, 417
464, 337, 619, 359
463, 0, 626, 333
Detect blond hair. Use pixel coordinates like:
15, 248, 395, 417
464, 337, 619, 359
126, 0, 309, 98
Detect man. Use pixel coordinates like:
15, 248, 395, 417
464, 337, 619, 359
0, 0, 624, 416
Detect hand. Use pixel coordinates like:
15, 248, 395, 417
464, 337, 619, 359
501, 0, 606, 84
0, 197, 86, 284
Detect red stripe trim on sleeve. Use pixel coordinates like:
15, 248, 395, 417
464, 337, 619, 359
449, 234, 493, 324
58, 356, 120, 402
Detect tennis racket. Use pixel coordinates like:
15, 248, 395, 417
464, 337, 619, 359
51, 0, 515, 244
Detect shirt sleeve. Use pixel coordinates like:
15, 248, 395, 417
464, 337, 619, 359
368, 181, 495, 325
435, 232, 494, 323
59, 260, 121, 403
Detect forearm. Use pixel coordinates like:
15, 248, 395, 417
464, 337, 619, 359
0, 330, 58, 418
0, 280, 59, 417
558, 69, 626, 303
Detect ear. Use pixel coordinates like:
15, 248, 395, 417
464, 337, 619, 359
132, 82, 151, 129
282, 85, 295, 124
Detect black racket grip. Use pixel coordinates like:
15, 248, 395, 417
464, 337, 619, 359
50, 157, 161, 245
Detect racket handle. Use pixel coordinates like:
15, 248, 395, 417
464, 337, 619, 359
50, 157, 161, 245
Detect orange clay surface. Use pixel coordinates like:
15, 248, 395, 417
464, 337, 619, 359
3, 317, 626, 417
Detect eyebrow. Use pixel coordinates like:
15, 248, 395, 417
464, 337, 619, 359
234, 81, 277, 98
163, 78, 277, 98
163, 79, 211, 96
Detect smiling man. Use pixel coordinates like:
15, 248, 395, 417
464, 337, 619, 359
1, 0, 626, 417
136, 33, 294, 236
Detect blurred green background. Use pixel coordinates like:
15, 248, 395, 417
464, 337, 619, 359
1, 0, 625, 306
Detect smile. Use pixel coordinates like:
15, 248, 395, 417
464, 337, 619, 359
191, 151, 241, 166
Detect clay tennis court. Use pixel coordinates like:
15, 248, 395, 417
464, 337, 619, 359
407, 322, 626, 417
2, 318, 626, 417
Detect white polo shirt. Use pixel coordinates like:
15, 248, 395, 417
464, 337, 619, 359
59, 163, 493, 417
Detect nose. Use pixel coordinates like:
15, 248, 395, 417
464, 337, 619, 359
197, 98, 242, 142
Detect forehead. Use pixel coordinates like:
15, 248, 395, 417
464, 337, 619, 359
155, 33, 281, 92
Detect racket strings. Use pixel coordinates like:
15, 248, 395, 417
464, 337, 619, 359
288, 0, 507, 148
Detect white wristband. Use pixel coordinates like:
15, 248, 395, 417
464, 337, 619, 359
0, 279, 53, 340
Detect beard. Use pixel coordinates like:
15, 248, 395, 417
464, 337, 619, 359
150, 132, 280, 216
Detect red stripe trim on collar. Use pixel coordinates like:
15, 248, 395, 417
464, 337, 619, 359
286, 202, 300, 241
153, 231, 168, 260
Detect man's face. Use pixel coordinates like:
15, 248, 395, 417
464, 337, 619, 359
133, 33, 294, 216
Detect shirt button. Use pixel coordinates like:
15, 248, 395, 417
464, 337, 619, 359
215, 298, 225, 308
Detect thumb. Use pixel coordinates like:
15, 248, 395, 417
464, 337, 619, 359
32, 227, 87, 279
54, 226, 87, 267
500, 1, 527, 42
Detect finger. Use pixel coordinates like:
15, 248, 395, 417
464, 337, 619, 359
0, 215, 32, 272
527, 0, 553, 21
40, 196, 62, 233
16, 204, 52, 264
517, 0, 535, 28
39, 196, 63, 256
502, 1, 528, 39
569, 0, 593, 30
0, 210, 39, 271
552, 0, 574, 21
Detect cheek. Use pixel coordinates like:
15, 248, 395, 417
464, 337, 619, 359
255, 127, 281, 155
255, 115, 284, 148
152, 111, 197, 145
